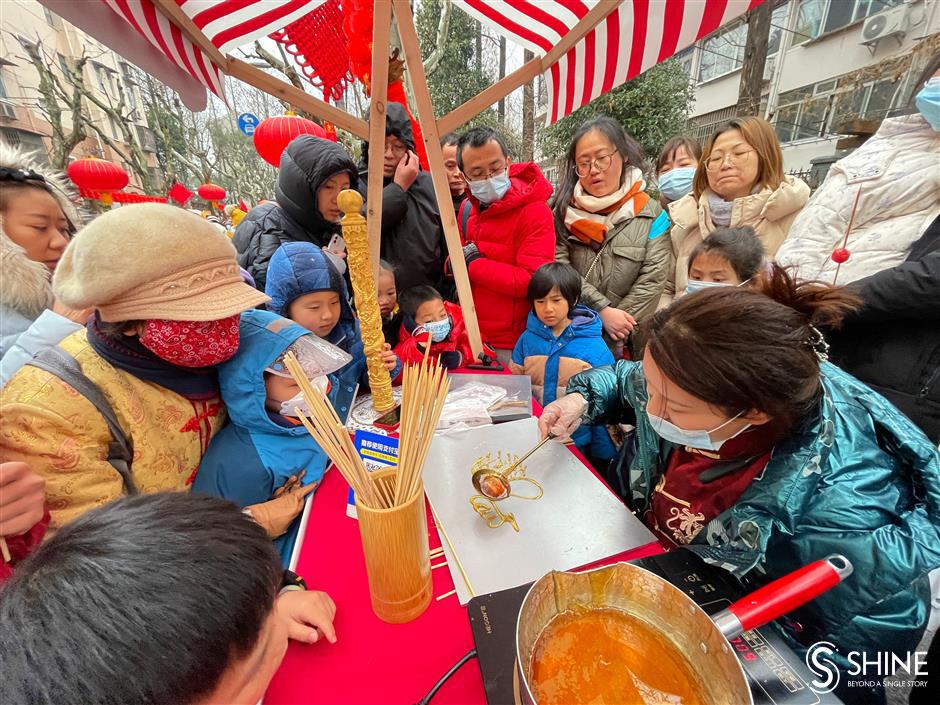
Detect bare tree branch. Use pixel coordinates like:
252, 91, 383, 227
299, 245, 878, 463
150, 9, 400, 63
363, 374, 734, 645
424, 0, 451, 76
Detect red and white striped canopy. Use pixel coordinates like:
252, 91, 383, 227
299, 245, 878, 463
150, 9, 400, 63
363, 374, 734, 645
455, 0, 761, 124
40, 0, 759, 123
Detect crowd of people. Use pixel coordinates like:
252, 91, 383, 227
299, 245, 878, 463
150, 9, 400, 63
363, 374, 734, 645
0, 53, 938, 705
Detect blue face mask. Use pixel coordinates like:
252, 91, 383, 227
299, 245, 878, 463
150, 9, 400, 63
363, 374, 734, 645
915, 77, 940, 132
468, 170, 511, 204
646, 409, 750, 451
421, 317, 452, 343
658, 166, 696, 202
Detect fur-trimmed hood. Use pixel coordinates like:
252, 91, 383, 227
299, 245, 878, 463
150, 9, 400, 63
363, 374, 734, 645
0, 144, 82, 317
0, 231, 52, 318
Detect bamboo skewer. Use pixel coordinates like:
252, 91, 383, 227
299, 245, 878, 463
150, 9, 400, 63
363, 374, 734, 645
428, 499, 475, 597
0, 537, 10, 563
284, 351, 450, 512
436, 588, 457, 601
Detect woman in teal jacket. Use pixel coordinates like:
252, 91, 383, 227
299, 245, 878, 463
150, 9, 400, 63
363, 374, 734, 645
540, 267, 940, 705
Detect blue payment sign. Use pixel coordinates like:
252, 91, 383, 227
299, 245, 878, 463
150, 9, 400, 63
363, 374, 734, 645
237, 113, 260, 136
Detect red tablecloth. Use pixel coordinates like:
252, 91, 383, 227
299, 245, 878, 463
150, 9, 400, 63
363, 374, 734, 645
265, 379, 663, 705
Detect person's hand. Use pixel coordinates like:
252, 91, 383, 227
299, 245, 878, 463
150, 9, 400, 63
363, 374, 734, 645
379, 343, 399, 372
462, 242, 483, 266
245, 474, 317, 538
0, 461, 46, 538
321, 246, 347, 260
276, 589, 337, 644
538, 393, 588, 440
598, 307, 636, 341
393, 150, 419, 191
52, 299, 93, 325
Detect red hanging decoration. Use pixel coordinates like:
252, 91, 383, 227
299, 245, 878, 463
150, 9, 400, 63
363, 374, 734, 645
253, 114, 329, 167
168, 182, 193, 205
269, 0, 351, 104
197, 183, 227, 210
831, 248, 850, 264
67, 157, 128, 206
343, 0, 375, 94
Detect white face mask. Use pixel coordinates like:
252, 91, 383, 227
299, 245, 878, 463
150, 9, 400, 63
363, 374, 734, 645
684, 277, 752, 295
279, 376, 330, 417
646, 408, 751, 451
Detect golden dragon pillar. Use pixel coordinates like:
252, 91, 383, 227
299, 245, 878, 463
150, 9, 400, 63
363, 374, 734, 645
338, 189, 395, 412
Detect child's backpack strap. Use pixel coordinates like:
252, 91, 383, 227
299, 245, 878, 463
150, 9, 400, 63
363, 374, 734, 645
459, 199, 472, 237
27, 347, 137, 495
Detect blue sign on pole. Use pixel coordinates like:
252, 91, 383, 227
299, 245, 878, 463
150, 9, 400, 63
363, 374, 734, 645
237, 113, 260, 136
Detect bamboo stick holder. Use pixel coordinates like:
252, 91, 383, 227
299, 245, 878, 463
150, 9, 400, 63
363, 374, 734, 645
356, 470, 432, 623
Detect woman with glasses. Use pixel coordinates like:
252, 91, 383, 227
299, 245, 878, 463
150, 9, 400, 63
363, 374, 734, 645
553, 117, 672, 353
662, 116, 810, 307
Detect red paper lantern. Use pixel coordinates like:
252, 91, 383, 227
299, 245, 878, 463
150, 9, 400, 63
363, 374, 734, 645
253, 114, 329, 167
67, 157, 128, 206
197, 183, 226, 210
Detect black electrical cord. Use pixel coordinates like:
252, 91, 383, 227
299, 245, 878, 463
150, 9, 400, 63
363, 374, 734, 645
413, 649, 479, 705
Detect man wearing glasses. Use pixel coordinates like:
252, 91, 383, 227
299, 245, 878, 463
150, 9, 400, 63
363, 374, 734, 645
453, 126, 555, 366
358, 103, 446, 293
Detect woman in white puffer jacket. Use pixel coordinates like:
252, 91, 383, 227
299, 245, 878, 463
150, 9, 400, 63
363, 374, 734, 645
776, 63, 940, 284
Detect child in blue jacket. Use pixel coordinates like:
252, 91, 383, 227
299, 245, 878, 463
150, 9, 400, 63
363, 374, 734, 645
194, 308, 354, 563
511, 262, 616, 464
264, 242, 401, 420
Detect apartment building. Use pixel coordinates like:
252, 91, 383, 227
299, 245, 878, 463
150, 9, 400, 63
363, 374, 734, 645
0, 0, 160, 189
679, 0, 939, 176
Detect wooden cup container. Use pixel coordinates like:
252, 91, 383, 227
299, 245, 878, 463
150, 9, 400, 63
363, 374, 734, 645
356, 472, 432, 623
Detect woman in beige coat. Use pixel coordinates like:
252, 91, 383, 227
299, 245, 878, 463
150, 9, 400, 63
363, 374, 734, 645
662, 116, 810, 306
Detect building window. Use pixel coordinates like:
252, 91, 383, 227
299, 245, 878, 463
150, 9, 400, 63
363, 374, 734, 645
108, 115, 121, 139
675, 48, 694, 78
774, 66, 905, 144
688, 105, 740, 142
793, 0, 903, 45
766, 2, 792, 57
0, 72, 7, 99
1, 129, 48, 164
697, 22, 748, 83
43, 6, 55, 25
96, 66, 111, 94
136, 125, 157, 152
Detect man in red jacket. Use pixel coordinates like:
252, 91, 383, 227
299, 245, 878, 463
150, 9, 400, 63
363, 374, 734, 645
456, 127, 555, 365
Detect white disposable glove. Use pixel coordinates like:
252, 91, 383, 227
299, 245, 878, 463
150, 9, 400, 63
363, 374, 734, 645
538, 393, 588, 441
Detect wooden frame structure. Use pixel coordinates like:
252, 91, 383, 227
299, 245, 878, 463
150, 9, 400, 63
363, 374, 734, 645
98, 1, 625, 359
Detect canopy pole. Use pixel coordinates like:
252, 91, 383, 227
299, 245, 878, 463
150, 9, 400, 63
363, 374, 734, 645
391, 0, 484, 360
366, 0, 393, 282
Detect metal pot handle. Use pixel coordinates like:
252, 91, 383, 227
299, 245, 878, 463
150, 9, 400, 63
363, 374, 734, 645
712, 554, 853, 639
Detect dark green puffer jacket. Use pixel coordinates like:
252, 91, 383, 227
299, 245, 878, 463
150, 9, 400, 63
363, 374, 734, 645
568, 360, 940, 669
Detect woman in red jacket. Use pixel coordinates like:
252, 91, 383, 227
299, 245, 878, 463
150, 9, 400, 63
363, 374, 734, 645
456, 127, 555, 365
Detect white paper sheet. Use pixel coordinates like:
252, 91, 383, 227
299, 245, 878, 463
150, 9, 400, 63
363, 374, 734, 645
422, 418, 655, 604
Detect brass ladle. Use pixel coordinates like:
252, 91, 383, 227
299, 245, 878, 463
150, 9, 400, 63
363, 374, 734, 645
471, 435, 555, 500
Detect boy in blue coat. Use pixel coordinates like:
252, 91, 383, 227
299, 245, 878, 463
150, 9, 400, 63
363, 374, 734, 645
195, 308, 354, 562
511, 262, 616, 465
264, 242, 401, 420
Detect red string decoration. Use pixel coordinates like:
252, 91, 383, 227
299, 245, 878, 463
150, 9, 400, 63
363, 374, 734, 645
270, 0, 352, 104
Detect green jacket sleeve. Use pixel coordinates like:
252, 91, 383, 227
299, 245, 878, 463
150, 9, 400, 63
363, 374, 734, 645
565, 360, 642, 427
615, 215, 673, 321
554, 221, 612, 311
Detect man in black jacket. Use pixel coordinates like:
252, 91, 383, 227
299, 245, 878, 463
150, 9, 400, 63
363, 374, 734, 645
234, 136, 358, 290
359, 102, 446, 292
828, 216, 940, 443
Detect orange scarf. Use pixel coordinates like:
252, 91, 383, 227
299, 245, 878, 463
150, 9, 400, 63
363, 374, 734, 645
564, 168, 649, 247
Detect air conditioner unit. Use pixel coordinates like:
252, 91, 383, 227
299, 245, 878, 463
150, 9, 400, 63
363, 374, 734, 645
762, 56, 776, 82
0, 101, 17, 120
860, 3, 909, 46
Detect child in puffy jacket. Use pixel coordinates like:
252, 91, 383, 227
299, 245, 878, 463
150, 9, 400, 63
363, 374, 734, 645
394, 285, 482, 370
264, 242, 401, 420
511, 263, 616, 465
